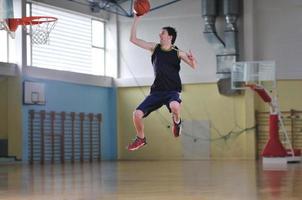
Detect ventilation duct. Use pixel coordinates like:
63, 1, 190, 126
201, 0, 240, 95
201, 0, 225, 51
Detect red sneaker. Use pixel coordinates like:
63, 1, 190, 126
127, 137, 147, 151
172, 119, 182, 137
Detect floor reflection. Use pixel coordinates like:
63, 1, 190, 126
0, 161, 301, 200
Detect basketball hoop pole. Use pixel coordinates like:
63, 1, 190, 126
247, 84, 299, 161
231, 61, 301, 163
247, 85, 287, 157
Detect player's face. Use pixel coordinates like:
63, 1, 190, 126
159, 29, 172, 44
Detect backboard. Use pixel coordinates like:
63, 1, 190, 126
0, 0, 14, 37
231, 61, 276, 90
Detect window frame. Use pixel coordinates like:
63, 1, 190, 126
26, 2, 108, 77
0, 27, 16, 63
91, 18, 106, 76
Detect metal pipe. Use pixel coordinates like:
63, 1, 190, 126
223, 0, 239, 16
223, 0, 239, 53
201, 0, 225, 51
201, 0, 241, 95
202, 0, 217, 16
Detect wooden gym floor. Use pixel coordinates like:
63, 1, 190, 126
0, 160, 301, 200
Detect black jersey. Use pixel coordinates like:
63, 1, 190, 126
150, 44, 182, 93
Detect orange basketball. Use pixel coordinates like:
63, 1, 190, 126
134, 0, 150, 16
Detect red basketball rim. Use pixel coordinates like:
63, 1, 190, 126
7, 16, 58, 32
20, 16, 58, 25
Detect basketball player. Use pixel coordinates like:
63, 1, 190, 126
127, 14, 197, 151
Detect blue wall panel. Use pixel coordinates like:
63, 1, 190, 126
22, 78, 117, 161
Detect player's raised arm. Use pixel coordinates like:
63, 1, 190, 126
130, 15, 156, 52
178, 50, 197, 69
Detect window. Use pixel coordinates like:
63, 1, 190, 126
0, 29, 16, 63
91, 19, 105, 75
0, 31, 8, 62
26, 3, 106, 76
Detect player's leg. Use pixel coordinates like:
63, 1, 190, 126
169, 100, 182, 137
128, 109, 147, 151
128, 93, 163, 151
166, 92, 182, 137
169, 101, 181, 124
133, 109, 145, 139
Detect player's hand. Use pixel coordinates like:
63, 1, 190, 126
133, 9, 144, 18
186, 50, 195, 61
187, 50, 197, 69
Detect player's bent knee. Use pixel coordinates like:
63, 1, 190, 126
169, 101, 180, 112
133, 110, 144, 120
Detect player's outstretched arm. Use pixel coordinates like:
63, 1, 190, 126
178, 50, 197, 69
130, 15, 156, 52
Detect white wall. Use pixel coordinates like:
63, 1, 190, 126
117, 0, 302, 86
117, 0, 218, 86
254, 0, 302, 79
5, 0, 301, 84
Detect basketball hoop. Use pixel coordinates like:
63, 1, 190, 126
7, 16, 57, 44
231, 61, 276, 90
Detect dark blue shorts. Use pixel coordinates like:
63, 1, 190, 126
136, 91, 182, 118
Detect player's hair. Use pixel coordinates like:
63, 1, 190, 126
162, 26, 177, 44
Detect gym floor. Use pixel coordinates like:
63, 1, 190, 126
0, 160, 301, 200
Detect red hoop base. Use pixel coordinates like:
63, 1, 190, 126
262, 114, 287, 157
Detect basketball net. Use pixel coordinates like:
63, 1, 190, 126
27, 17, 57, 45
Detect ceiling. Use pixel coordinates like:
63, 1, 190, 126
68, 0, 182, 17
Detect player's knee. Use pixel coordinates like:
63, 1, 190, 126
169, 101, 180, 113
133, 110, 144, 120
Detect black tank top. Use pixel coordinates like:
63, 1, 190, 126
150, 44, 182, 93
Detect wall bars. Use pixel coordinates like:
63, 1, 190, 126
28, 110, 102, 164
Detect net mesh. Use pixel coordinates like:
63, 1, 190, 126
0, 21, 5, 30
26, 17, 57, 45
0, 19, 15, 38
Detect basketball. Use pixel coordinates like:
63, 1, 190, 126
134, 0, 150, 16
